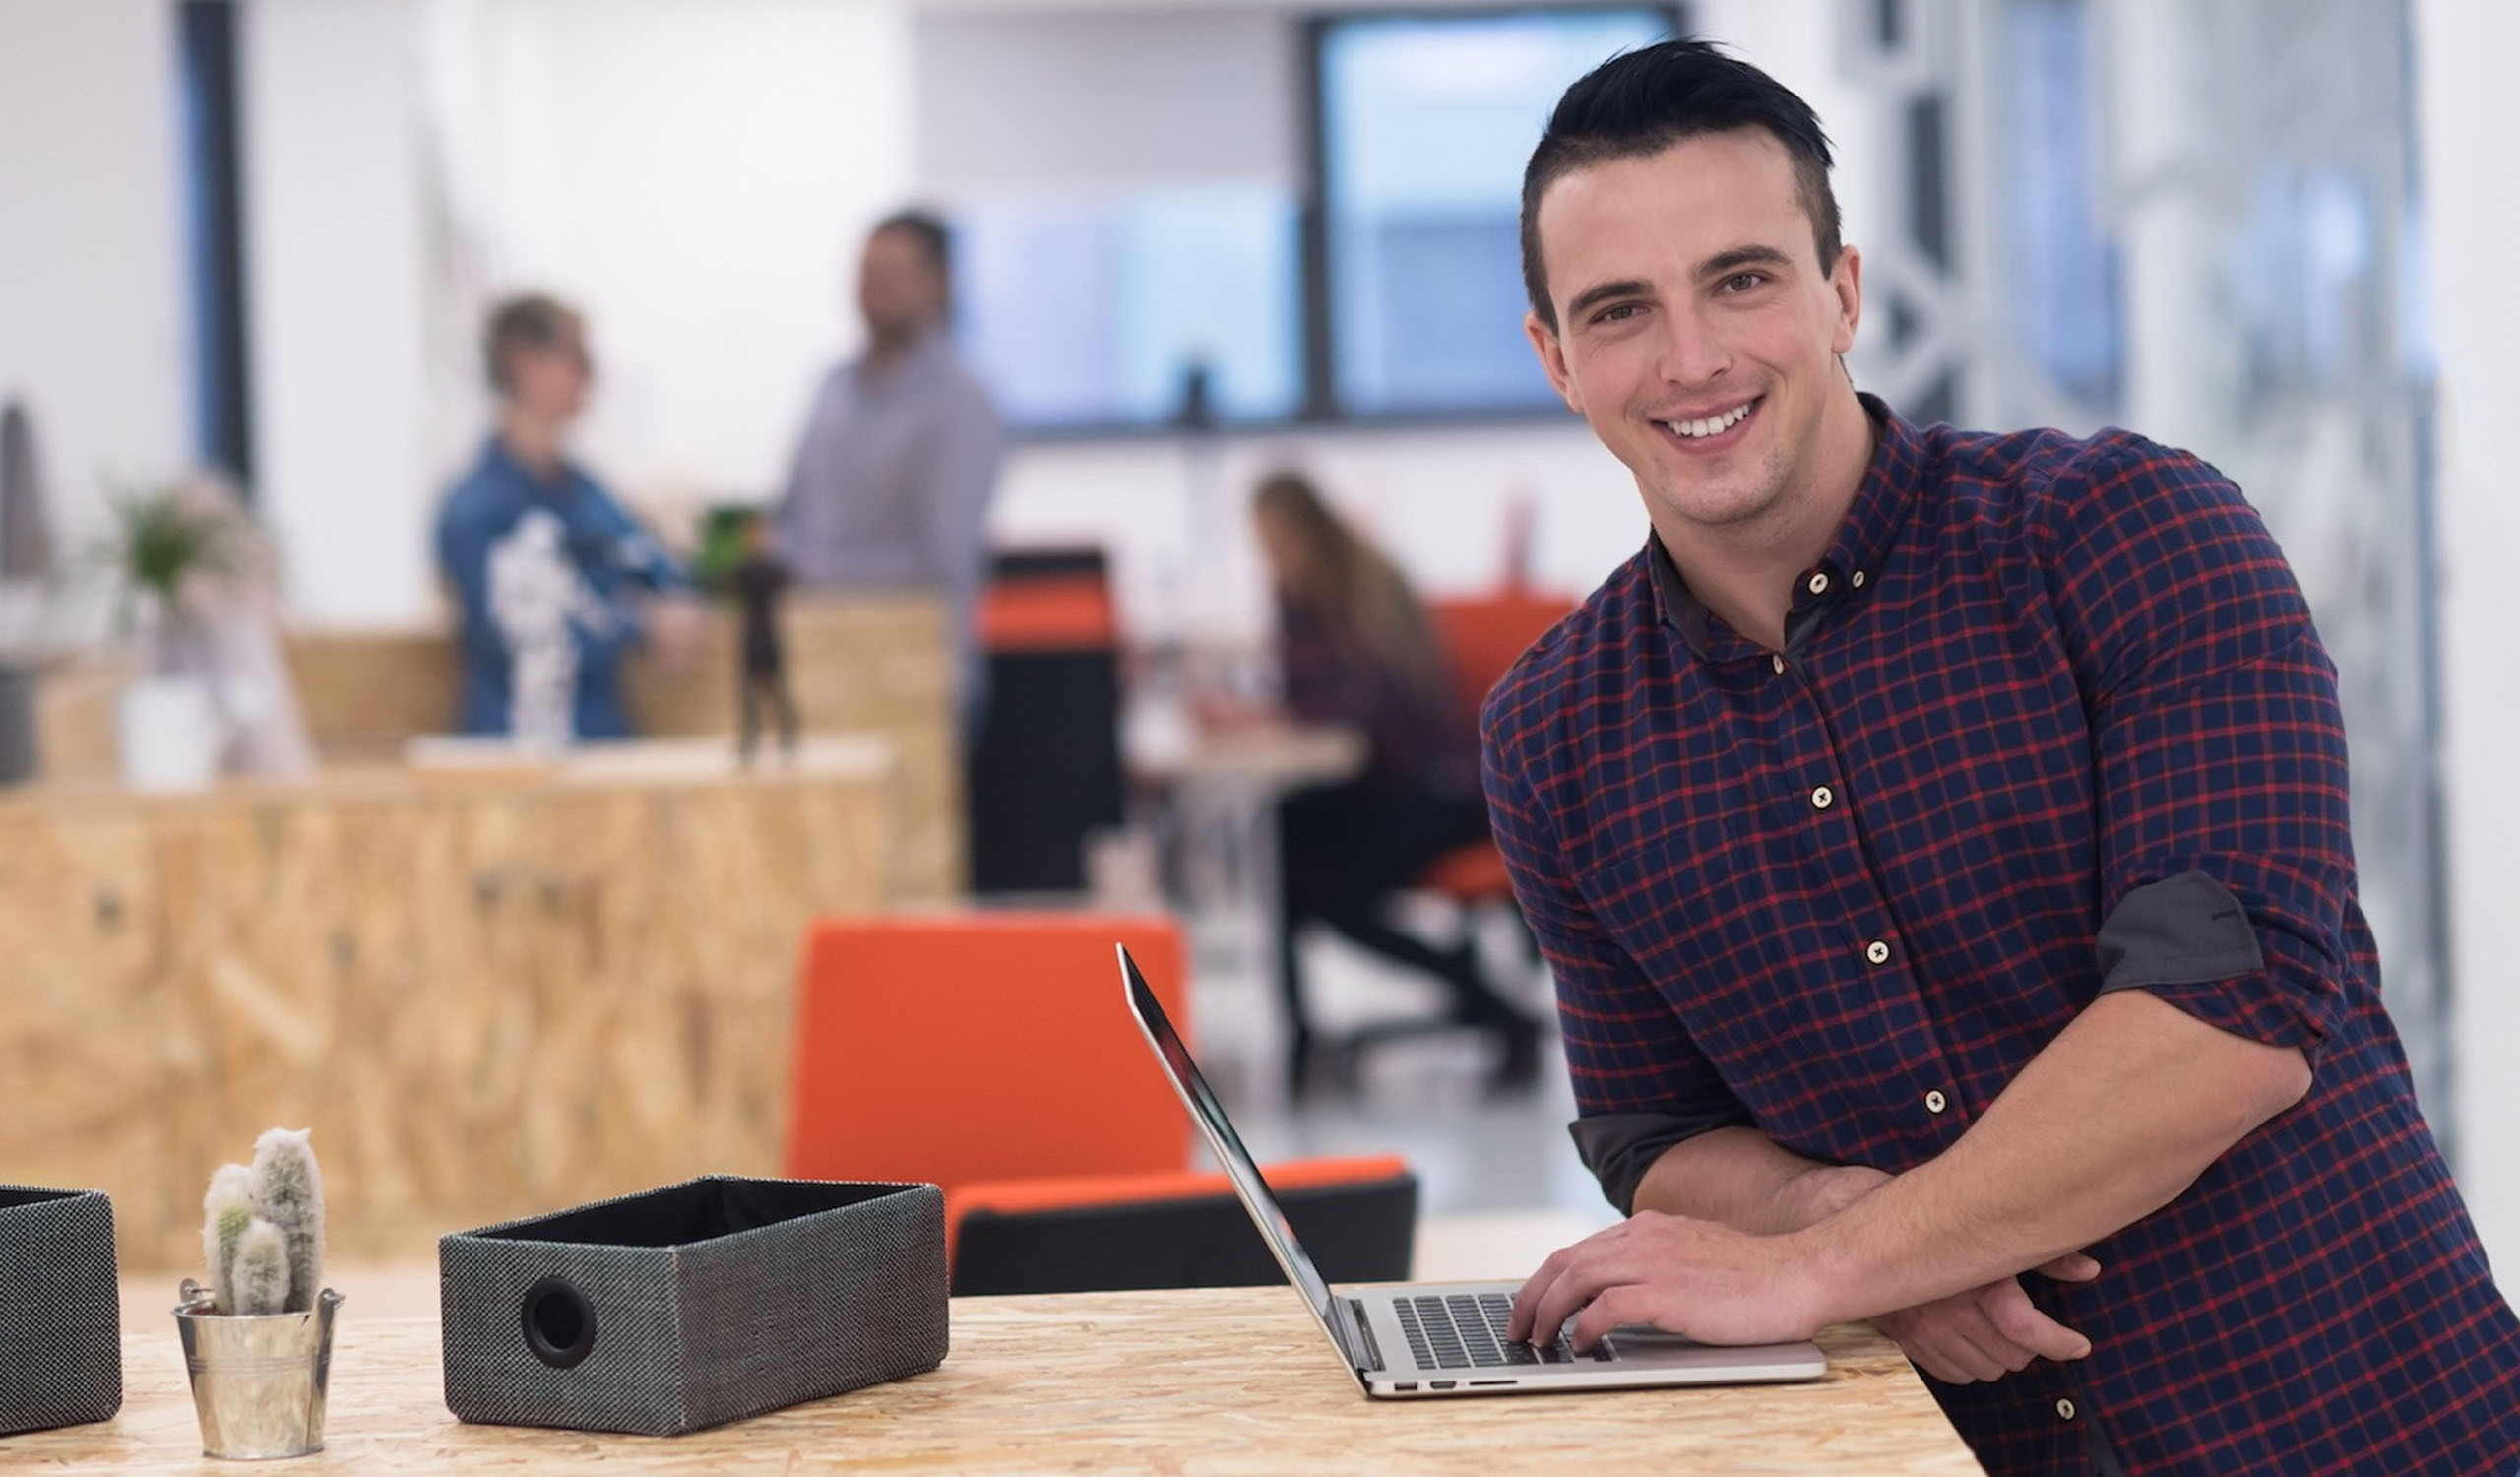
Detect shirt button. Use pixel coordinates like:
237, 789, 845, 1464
1851, 569, 1867, 589
1924, 1090, 1948, 1114
2055, 1398, 2077, 1421
1865, 939, 1892, 966
1810, 785, 1834, 810
1771, 654, 1786, 674
1806, 571, 1830, 596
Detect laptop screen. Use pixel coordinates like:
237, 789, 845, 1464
1118, 945, 1358, 1369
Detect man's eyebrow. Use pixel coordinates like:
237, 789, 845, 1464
1565, 279, 1653, 321
1698, 245, 1794, 281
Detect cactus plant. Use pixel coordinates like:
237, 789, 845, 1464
196, 1128, 326, 1317
248, 1128, 325, 1315
201, 1164, 255, 1315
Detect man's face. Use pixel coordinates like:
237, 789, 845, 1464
508, 323, 592, 423
1525, 130, 1861, 538
857, 228, 946, 343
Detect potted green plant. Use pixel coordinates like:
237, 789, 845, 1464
100, 484, 251, 790
174, 1129, 344, 1460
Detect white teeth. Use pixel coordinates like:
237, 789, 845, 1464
1666, 402, 1753, 438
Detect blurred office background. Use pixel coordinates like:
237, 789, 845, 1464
4, 0, 2516, 1289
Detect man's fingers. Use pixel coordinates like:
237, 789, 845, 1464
1890, 1317, 2007, 1383
1568, 1284, 1660, 1351
2036, 1252, 2102, 1283
1506, 1249, 1573, 1342
1979, 1280, 2092, 1363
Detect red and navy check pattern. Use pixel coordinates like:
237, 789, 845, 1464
1482, 403, 2520, 1475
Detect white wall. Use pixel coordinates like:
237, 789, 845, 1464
424, 0, 917, 529
0, 0, 190, 548
2415, 0, 2520, 1276
243, 0, 438, 630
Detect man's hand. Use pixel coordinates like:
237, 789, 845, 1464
1877, 1254, 2098, 1383
1524, 1160, 2102, 1379
1780, 1161, 2100, 1383
1506, 1211, 1828, 1353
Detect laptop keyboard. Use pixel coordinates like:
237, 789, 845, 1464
1392, 1293, 1616, 1371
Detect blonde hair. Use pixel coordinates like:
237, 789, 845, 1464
1253, 472, 1450, 709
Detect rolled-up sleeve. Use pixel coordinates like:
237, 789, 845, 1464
1482, 694, 1753, 1213
2047, 445, 2357, 1060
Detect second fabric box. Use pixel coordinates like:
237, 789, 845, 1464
439, 1176, 946, 1436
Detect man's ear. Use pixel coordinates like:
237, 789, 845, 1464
1526, 311, 1585, 416
1829, 244, 1863, 356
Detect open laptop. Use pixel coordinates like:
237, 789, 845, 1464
1118, 944, 1828, 1398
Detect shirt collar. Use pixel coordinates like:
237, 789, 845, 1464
1648, 392, 1921, 657
479, 433, 579, 494
855, 324, 954, 385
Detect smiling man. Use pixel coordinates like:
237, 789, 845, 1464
1485, 40, 2520, 1477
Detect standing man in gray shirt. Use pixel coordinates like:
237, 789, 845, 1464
776, 210, 1004, 728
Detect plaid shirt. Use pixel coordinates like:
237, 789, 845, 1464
1482, 399, 2520, 1475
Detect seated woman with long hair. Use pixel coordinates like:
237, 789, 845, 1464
1250, 472, 1543, 1093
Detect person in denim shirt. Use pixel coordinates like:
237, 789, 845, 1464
436, 294, 695, 744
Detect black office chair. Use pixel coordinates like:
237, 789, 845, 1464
949, 1160, 1418, 1297
965, 547, 1125, 895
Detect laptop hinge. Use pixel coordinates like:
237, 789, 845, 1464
1345, 1298, 1386, 1375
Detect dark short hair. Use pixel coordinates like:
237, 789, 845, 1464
1520, 39, 1841, 329
870, 209, 953, 280
481, 293, 583, 396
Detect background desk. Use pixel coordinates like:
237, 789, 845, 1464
0, 742, 900, 1268
32, 1286, 1983, 1474
35, 592, 963, 900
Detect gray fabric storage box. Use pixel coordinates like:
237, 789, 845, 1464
439, 1176, 945, 1436
0, 1186, 122, 1436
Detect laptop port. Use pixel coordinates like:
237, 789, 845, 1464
1428, 1381, 1456, 1390
1394, 1382, 1417, 1392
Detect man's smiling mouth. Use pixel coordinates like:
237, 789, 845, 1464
1660, 398, 1759, 439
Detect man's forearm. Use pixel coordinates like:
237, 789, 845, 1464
1632, 1126, 1880, 1235
1786, 988, 2310, 1326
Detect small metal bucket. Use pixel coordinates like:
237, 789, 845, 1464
174, 1281, 345, 1460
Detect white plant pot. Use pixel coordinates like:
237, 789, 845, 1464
119, 675, 220, 792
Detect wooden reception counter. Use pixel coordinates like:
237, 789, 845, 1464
0, 739, 900, 1269
29, 1287, 1983, 1474
37, 591, 963, 899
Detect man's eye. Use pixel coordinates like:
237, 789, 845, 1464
1721, 272, 1766, 293
1595, 303, 1642, 324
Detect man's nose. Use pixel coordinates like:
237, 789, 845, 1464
1656, 306, 1732, 388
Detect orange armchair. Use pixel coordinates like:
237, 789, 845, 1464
785, 914, 1418, 1293
1416, 592, 1576, 919
786, 914, 1193, 1192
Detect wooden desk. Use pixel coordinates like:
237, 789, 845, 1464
32, 1287, 1982, 1474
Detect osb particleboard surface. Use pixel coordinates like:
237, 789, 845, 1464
283, 592, 961, 898
0, 755, 899, 1271
29, 1287, 1983, 1475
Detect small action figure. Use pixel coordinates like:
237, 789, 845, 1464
731, 513, 798, 765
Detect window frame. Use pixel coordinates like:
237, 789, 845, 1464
998, 1, 1689, 442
